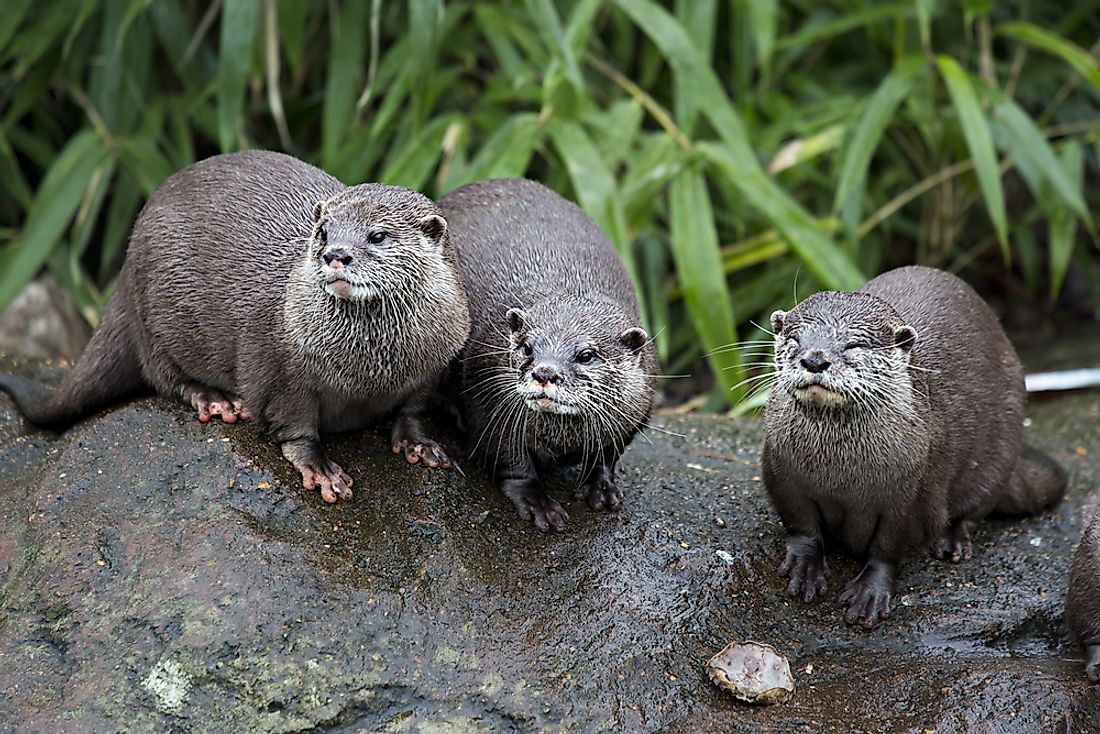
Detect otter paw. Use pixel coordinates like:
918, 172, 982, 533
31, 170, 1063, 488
190, 389, 251, 424
777, 538, 829, 603
300, 462, 354, 504
931, 522, 972, 564
574, 476, 623, 512
503, 484, 569, 533
392, 438, 452, 469
839, 575, 892, 629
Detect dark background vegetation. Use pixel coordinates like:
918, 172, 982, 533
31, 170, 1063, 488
1, 0, 1098, 409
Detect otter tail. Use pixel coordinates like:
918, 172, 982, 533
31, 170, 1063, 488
0, 292, 145, 430
994, 445, 1068, 516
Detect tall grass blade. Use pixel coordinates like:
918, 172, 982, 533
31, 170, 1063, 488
216, 0, 259, 152
321, 0, 368, 168
997, 21, 1100, 93
936, 55, 1008, 260
1050, 143, 1084, 297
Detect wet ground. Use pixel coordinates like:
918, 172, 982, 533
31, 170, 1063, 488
0, 355, 1098, 733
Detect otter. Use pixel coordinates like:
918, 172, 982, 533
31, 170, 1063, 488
762, 265, 1066, 628
438, 178, 657, 532
0, 150, 470, 502
1068, 503, 1100, 683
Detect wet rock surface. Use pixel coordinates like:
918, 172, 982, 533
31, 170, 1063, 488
0, 355, 1098, 733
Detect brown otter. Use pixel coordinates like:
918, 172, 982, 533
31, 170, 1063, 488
438, 178, 657, 532
1068, 503, 1100, 683
762, 265, 1066, 628
0, 150, 470, 502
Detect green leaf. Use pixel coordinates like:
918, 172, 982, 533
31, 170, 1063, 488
833, 57, 923, 236
460, 113, 543, 186
744, 0, 777, 73
115, 137, 175, 196
615, 0, 865, 290
668, 169, 742, 404
0, 0, 33, 56
0, 131, 108, 313
935, 55, 1008, 260
98, 170, 142, 281
989, 91, 1090, 227
547, 118, 645, 319
217, 0, 260, 151
997, 21, 1100, 93
379, 115, 455, 191
322, 0, 370, 169
1049, 143, 1084, 297
775, 2, 916, 51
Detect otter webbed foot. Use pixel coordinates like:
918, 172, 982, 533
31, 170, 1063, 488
1086, 644, 1100, 684
184, 384, 251, 424
575, 462, 623, 512
281, 438, 353, 503
391, 414, 453, 469
502, 477, 569, 533
778, 533, 829, 602
931, 519, 973, 564
839, 558, 896, 629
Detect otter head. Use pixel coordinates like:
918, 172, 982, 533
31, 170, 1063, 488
503, 298, 652, 420
770, 291, 917, 410
309, 184, 450, 302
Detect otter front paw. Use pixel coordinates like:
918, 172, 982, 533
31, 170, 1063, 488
574, 475, 623, 512
392, 438, 452, 469
503, 480, 569, 533
281, 439, 353, 503
839, 560, 895, 629
778, 534, 829, 602
931, 519, 972, 564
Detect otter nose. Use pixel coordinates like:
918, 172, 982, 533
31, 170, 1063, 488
322, 249, 353, 269
800, 353, 831, 373
531, 364, 562, 387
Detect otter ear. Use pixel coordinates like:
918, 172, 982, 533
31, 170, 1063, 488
770, 309, 787, 335
419, 214, 447, 247
312, 201, 326, 223
894, 325, 917, 352
506, 308, 527, 334
619, 327, 648, 353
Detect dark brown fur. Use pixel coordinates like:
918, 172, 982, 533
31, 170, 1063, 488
0, 150, 470, 502
763, 265, 1066, 628
438, 179, 657, 532
1068, 503, 1100, 683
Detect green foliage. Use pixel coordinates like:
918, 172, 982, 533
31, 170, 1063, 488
1, 0, 1098, 407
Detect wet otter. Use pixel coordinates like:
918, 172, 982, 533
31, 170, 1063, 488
0, 150, 470, 502
438, 178, 657, 532
763, 265, 1066, 628
1068, 503, 1100, 683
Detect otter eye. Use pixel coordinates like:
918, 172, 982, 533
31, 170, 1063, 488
367, 230, 387, 245
318, 227, 328, 244
519, 341, 533, 357
575, 349, 597, 365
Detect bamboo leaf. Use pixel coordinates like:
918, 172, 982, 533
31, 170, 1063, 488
668, 168, 742, 403
833, 57, 923, 235
997, 21, 1100, 92
547, 118, 644, 319
0, 0, 34, 56
1049, 143, 1084, 297
322, 0, 370, 171
775, 2, 916, 51
935, 55, 1008, 259
217, 0, 260, 152
616, 0, 865, 290
379, 115, 456, 192
744, 0, 777, 73
460, 113, 543, 186
0, 131, 107, 313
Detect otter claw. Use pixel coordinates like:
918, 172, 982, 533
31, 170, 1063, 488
575, 476, 623, 512
931, 521, 973, 564
392, 439, 452, 469
189, 388, 250, 425
301, 463, 353, 503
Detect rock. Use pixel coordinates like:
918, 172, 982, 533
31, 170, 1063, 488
0, 275, 92, 361
0, 356, 1098, 732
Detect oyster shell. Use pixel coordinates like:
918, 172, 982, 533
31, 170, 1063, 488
706, 640, 795, 704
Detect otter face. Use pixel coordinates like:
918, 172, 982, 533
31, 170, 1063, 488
309, 186, 449, 302
504, 305, 650, 419
770, 292, 917, 410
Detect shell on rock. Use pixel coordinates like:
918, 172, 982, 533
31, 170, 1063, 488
706, 640, 795, 705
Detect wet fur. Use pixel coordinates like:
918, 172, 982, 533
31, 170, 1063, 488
1068, 504, 1100, 683
0, 150, 469, 499
763, 265, 1066, 627
439, 179, 657, 532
